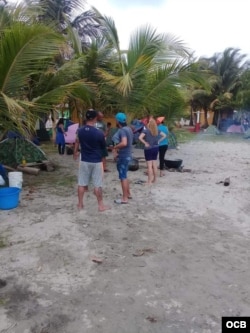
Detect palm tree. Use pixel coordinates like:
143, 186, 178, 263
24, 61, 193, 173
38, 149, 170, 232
0, 3, 210, 136
199, 48, 248, 127
27, 0, 105, 50
236, 68, 250, 111
0, 14, 95, 138
90, 13, 205, 124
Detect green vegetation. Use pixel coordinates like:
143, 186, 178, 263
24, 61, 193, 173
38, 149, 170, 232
173, 128, 196, 144
0, 1, 250, 138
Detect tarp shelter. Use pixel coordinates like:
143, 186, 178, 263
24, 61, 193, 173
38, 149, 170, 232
0, 138, 47, 168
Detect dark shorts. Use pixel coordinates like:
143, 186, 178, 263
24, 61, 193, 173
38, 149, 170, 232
116, 157, 131, 180
144, 146, 159, 161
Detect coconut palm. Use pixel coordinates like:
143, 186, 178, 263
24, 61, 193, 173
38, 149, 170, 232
90, 13, 207, 125
27, 0, 105, 50
236, 68, 250, 111
199, 48, 248, 126
0, 16, 95, 138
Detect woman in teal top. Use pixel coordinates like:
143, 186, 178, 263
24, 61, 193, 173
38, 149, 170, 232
157, 118, 169, 177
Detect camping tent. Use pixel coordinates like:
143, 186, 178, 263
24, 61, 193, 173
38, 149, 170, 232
226, 125, 243, 133
0, 138, 48, 168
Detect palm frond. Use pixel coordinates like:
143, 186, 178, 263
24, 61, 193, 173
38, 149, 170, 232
0, 23, 64, 95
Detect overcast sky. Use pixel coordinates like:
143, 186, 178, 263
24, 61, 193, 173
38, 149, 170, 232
86, 0, 250, 60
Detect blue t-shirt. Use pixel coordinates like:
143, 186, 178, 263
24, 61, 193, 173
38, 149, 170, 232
77, 125, 106, 163
142, 127, 159, 148
115, 126, 133, 158
157, 124, 169, 145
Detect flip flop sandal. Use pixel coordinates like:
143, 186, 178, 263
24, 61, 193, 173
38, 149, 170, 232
114, 199, 128, 204
134, 180, 146, 185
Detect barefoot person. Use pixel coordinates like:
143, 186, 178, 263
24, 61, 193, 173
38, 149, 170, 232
139, 117, 166, 184
112, 112, 133, 204
73, 109, 110, 212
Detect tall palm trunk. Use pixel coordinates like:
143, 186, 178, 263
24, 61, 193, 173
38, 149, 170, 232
190, 106, 194, 126
203, 107, 209, 128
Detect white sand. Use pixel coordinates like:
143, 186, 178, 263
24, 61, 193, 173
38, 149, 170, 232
0, 135, 250, 333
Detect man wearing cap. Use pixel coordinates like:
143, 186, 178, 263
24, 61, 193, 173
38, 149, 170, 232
112, 112, 133, 204
73, 109, 110, 212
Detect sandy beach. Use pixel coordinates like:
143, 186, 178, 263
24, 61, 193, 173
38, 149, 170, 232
0, 134, 250, 333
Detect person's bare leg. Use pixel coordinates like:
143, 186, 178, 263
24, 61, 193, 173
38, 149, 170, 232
147, 161, 154, 184
152, 160, 158, 183
77, 185, 88, 209
94, 187, 111, 212
103, 157, 110, 172
127, 180, 132, 198
102, 157, 106, 170
121, 179, 130, 202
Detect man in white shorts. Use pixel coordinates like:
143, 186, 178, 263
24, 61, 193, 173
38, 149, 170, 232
73, 109, 110, 212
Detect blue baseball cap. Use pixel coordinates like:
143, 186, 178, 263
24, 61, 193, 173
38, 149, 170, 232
115, 112, 127, 123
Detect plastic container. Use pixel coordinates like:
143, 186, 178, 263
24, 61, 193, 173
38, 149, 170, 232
8, 171, 23, 189
0, 175, 5, 186
0, 187, 21, 210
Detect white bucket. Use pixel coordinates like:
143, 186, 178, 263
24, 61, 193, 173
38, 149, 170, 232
8, 171, 23, 189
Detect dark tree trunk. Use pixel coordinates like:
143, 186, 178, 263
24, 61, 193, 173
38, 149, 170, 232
203, 108, 209, 128
212, 110, 220, 127
190, 107, 194, 126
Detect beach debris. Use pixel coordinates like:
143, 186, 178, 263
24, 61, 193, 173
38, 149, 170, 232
133, 250, 144, 257
181, 168, 192, 173
91, 256, 103, 264
146, 316, 158, 323
133, 248, 155, 256
216, 177, 230, 186
28, 186, 36, 194
134, 180, 146, 185
0, 278, 7, 288
142, 247, 155, 253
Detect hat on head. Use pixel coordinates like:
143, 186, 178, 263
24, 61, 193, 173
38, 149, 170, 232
156, 116, 165, 124
115, 112, 127, 123
86, 109, 97, 120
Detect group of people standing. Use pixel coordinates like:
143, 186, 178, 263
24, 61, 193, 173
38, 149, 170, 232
72, 109, 169, 212
138, 117, 168, 181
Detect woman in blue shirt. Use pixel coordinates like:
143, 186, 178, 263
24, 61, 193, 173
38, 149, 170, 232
139, 117, 166, 184
55, 118, 66, 155
157, 118, 169, 177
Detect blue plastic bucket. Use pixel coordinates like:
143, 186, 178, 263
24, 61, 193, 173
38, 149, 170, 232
0, 187, 21, 210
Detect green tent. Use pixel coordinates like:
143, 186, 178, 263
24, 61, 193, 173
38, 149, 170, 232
0, 138, 47, 168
